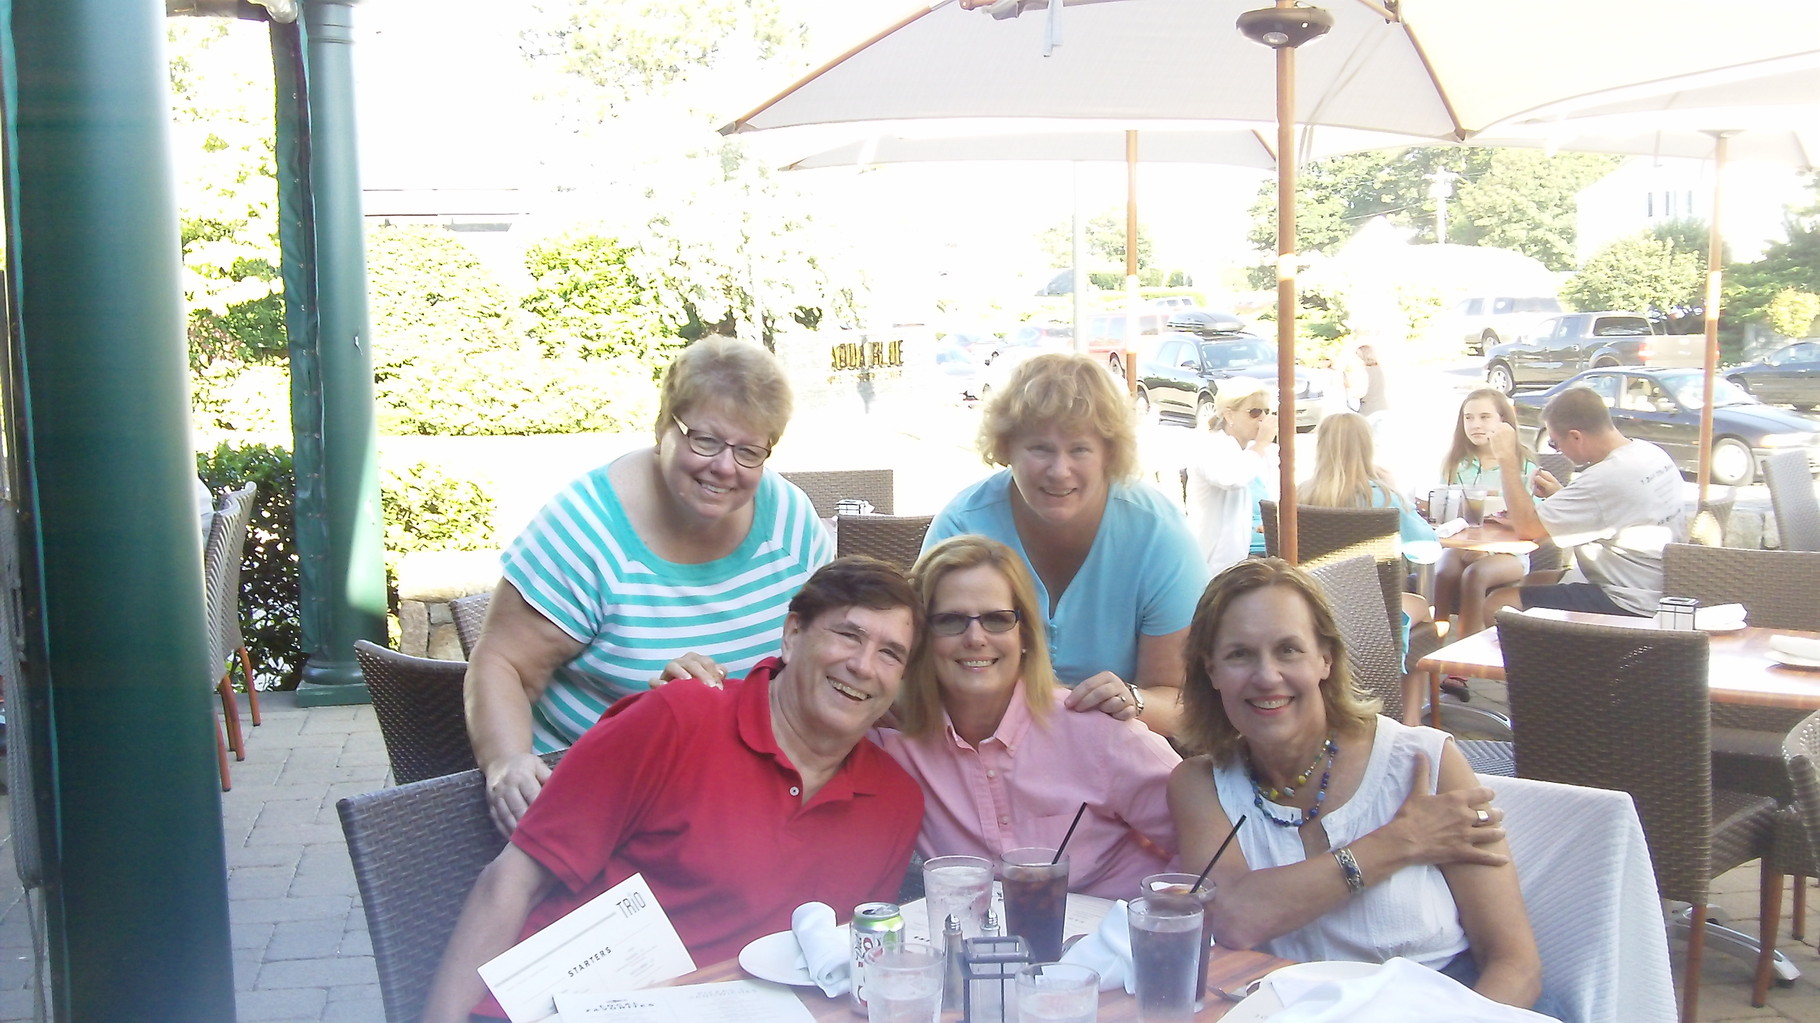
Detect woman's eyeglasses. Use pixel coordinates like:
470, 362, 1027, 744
928, 609, 1022, 636
673, 417, 771, 468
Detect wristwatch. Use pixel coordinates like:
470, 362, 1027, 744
1124, 681, 1145, 715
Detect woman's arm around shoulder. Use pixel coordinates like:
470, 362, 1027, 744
1433, 740, 1543, 1009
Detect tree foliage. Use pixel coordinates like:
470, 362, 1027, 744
1725, 174, 1820, 337
169, 20, 287, 369
1039, 211, 1155, 271
1247, 147, 1618, 270
1561, 234, 1702, 313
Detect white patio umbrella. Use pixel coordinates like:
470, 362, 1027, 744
726, 0, 1820, 558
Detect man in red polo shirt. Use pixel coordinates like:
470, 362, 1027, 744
422, 558, 926, 1023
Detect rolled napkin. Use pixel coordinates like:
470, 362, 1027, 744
1771, 633, 1820, 662
1267, 957, 1556, 1023
1694, 603, 1747, 630
1434, 518, 1468, 539
791, 902, 850, 997
1058, 899, 1133, 993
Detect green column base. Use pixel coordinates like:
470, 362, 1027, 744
294, 656, 372, 706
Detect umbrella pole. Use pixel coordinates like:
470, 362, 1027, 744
1125, 130, 1141, 398
1696, 132, 1731, 505
1274, 25, 1300, 563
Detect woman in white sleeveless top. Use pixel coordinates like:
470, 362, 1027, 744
1166, 559, 1546, 1012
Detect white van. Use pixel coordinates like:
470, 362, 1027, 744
1446, 296, 1564, 355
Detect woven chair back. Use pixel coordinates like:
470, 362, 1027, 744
782, 468, 895, 518
1261, 501, 1403, 653
836, 513, 933, 572
1663, 543, 1820, 632
1306, 554, 1405, 720
1783, 712, 1820, 881
353, 640, 478, 784
202, 483, 258, 675
450, 591, 492, 658
337, 751, 565, 1023
1766, 449, 1820, 551
1495, 610, 1714, 902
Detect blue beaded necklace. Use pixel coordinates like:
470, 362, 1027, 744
1248, 736, 1338, 829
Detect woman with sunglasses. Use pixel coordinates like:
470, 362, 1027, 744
874, 535, 1181, 898
465, 338, 832, 836
1187, 378, 1280, 575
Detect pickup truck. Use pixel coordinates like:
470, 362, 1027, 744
1483, 311, 1702, 395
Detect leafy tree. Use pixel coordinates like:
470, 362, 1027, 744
1725, 174, 1820, 335
1038, 211, 1155, 271
1561, 234, 1702, 313
1246, 147, 1617, 270
169, 20, 287, 369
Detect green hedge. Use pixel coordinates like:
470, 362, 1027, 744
200, 440, 500, 691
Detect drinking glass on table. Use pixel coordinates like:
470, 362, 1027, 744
866, 941, 946, 1023
1462, 487, 1488, 526
923, 854, 993, 940
1127, 894, 1203, 1023
1015, 962, 1099, 1023
1140, 872, 1217, 1010
999, 847, 1070, 963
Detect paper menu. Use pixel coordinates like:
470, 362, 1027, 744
478, 873, 697, 1023
553, 980, 816, 1023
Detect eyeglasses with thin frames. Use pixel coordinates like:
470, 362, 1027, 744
928, 609, 1022, 636
673, 417, 771, 469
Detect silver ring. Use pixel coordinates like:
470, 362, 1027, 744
1116, 692, 1127, 704
1474, 809, 1491, 826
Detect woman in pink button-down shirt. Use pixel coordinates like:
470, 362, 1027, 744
872, 535, 1182, 900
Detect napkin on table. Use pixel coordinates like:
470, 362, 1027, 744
1771, 633, 1820, 662
791, 902, 850, 997
1058, 899, 1133, 993
1694, 603, 1747, 629
1266, 957, 1556, 1023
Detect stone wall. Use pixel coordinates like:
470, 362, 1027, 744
395, 549, 499, 660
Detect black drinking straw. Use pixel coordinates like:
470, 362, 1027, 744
1050, 802, 1089, 864
1192, 815, 1247, 893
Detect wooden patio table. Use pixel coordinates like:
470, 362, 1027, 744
1419, 607, 1820, 727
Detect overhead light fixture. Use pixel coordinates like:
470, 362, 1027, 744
1237, 5, 1334, 49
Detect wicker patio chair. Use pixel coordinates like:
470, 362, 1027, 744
781, 468, 895, 518
338, 752, 565, 1023
1496, 609, 1782, 1022
449, 591, 492, 658
1306, 554, 1405, 721
836, 513, 933, 571
202, 482, 258, 788
353, 640, 478, 784
1765, 448, 1820, 552
1261, 501, 1404, 644
1456, 739, 1515, 777
1781, 713, 1820, 951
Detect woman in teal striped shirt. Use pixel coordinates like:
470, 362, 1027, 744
1432, 389, 1536, 639
465, 338, 832, 836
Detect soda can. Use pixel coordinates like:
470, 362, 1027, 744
849, 902, 905, 1015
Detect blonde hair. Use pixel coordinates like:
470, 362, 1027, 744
1212, 378, 1273, 434
978, 353, 1139, 481
898, 535, 1056, 737
1299, 412, 1399, 509
653, 337, 793, 447
1177, 558, 1379, 762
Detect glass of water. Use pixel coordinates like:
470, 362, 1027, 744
922, 854, 994, 939
866, 941, 945, 1023
1015, 962, 1100, 1023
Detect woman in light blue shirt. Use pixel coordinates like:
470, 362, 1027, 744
925, 354, 1208, 737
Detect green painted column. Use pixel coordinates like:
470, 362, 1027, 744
293, 0, 385, 706
3, 0, 235, 1017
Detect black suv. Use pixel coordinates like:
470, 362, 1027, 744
1132, 313, 1326, 430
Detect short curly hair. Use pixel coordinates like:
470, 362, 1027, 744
1176, 558, 1378, 763
977, 353, 1139, 480
653, 337, 793, 447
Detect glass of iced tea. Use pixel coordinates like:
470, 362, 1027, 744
998, 846, 1069, 963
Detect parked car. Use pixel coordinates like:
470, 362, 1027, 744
1484, 311, 1702, 395
1442, 295, 1563, 356
1725, 341, 1820, 410
934, 338, 983, 402
1084, 310, 1175, 375
1131, 330, 1326, 432
966, 322, 1071, 366
1509, 367, 1820, 487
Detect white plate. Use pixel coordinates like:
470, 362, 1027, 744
1698, 621, 1746, 634
738, 927, 847, 987
1768, 650, 1820, 671
1218, 960, 1383, 1021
